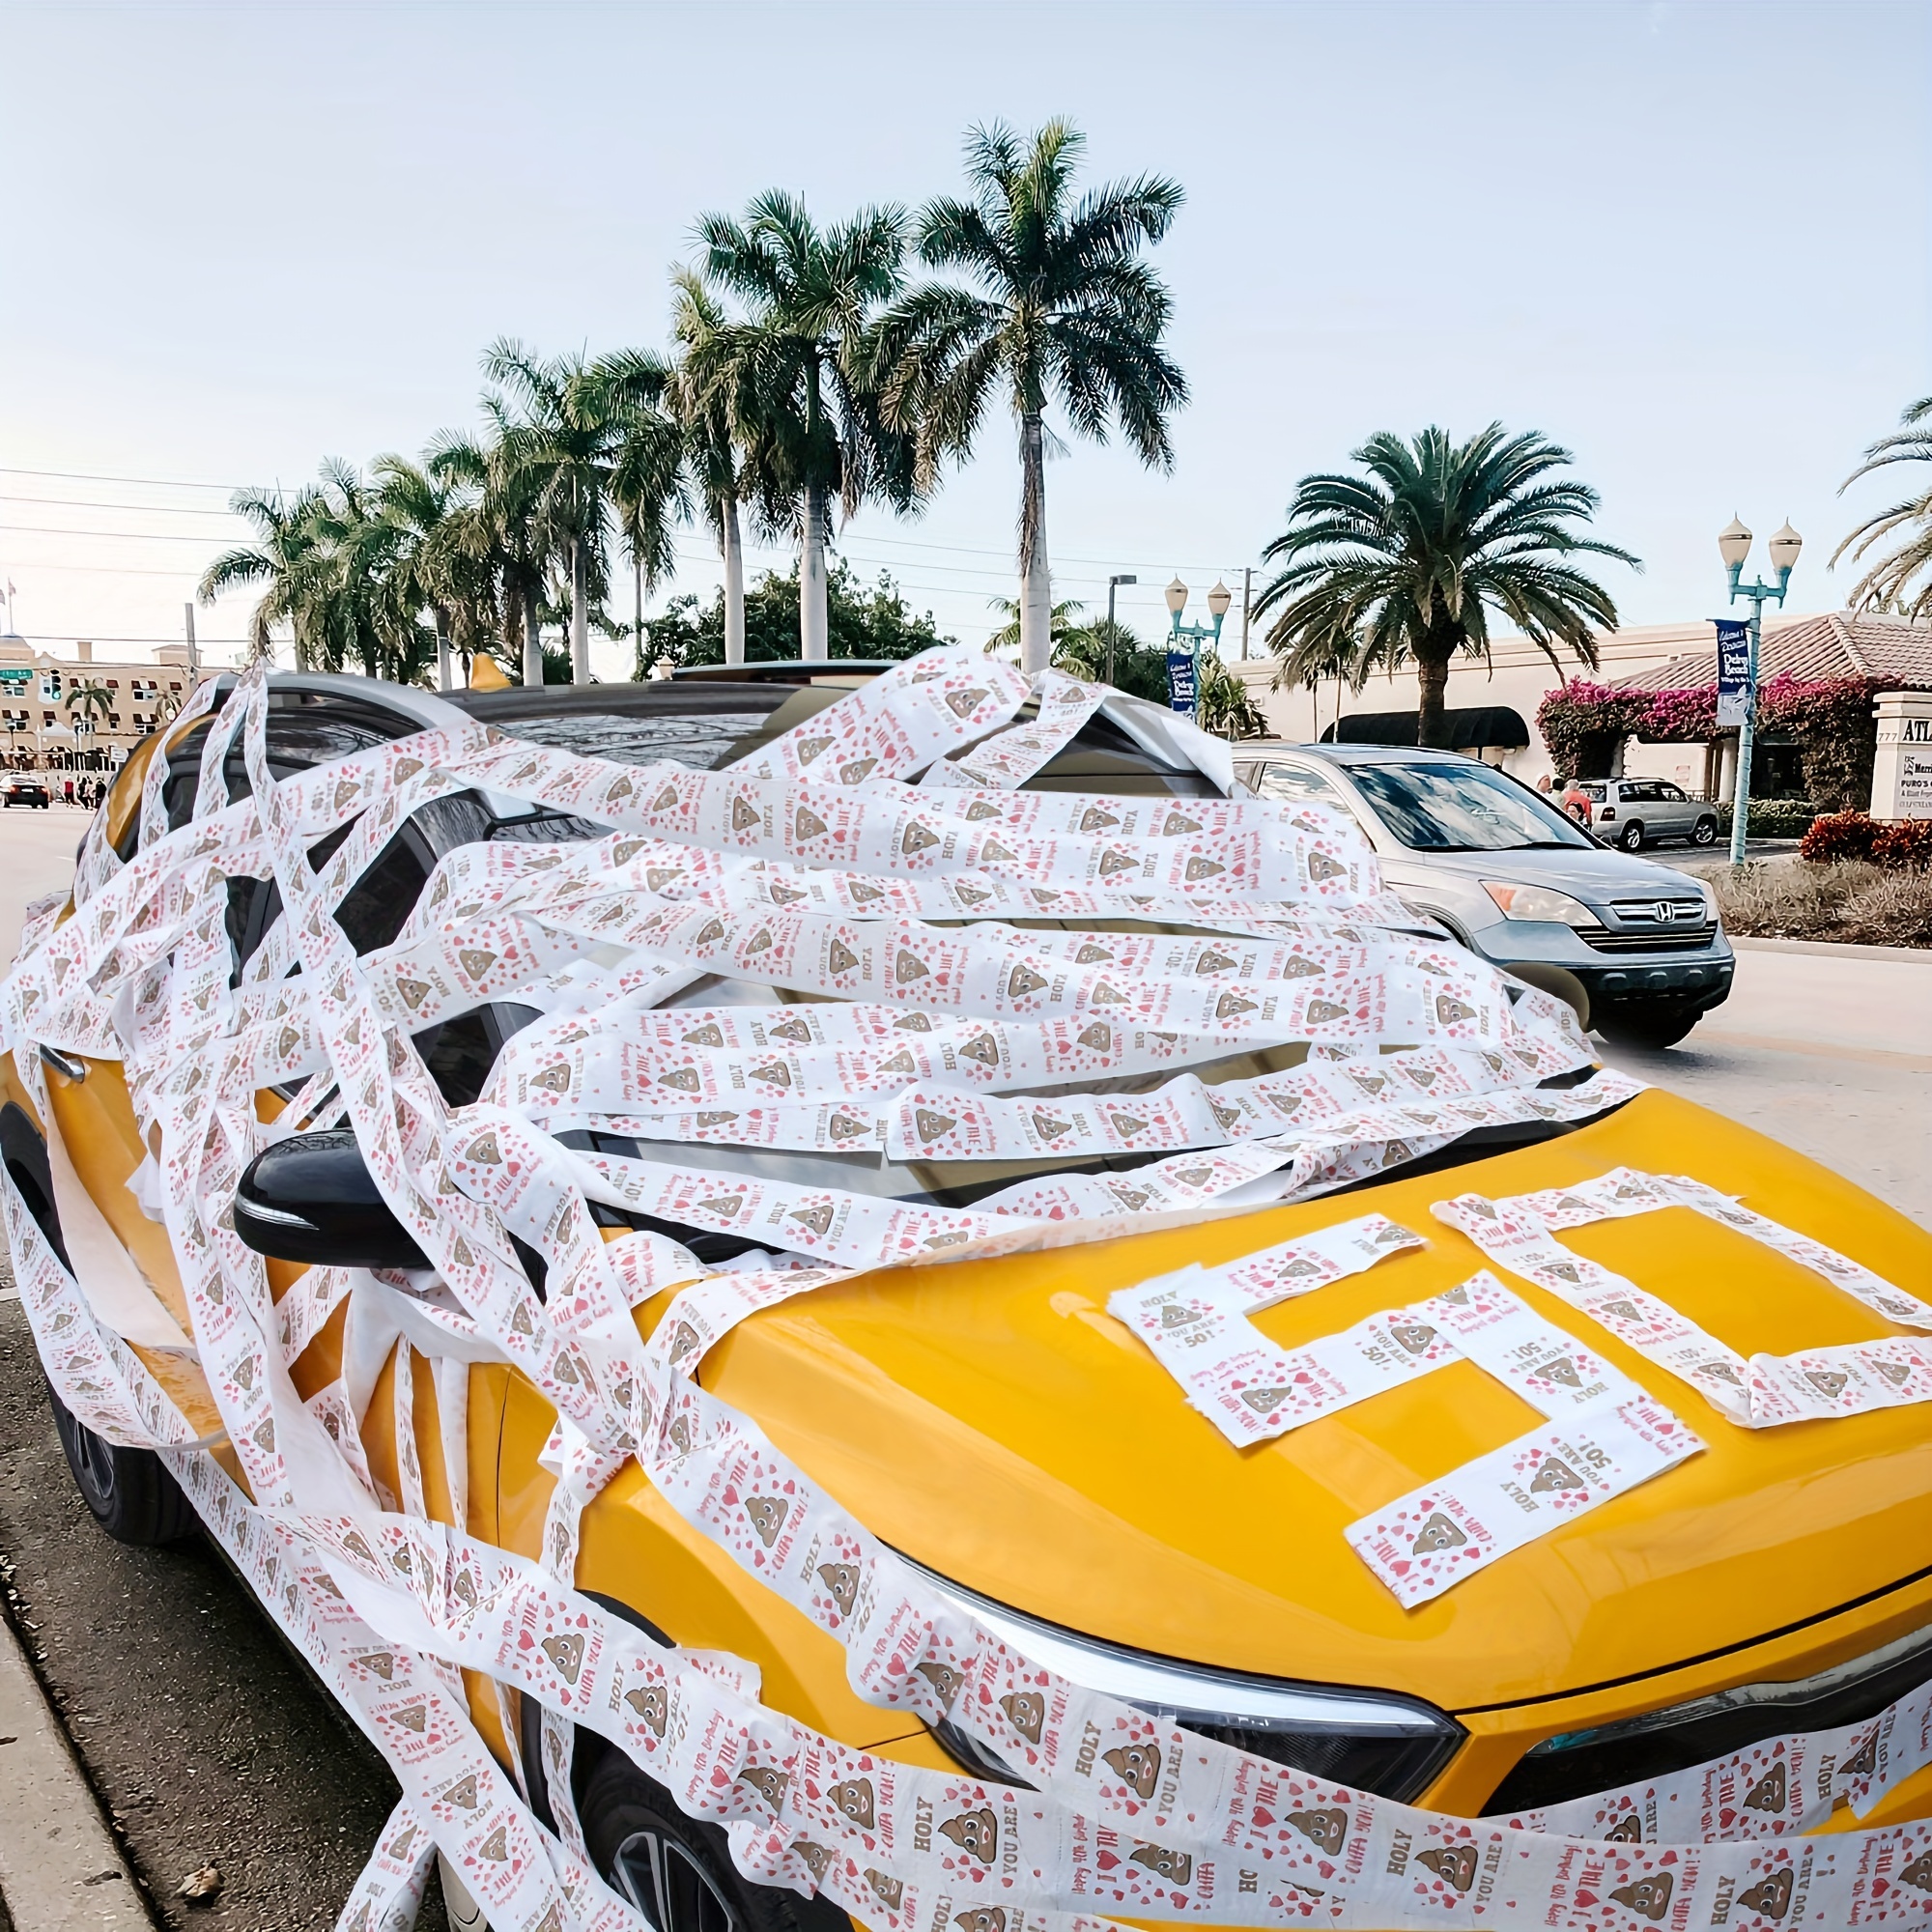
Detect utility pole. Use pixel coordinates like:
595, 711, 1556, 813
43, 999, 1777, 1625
1238, 565, 1252, 660
184, 603, 199, 683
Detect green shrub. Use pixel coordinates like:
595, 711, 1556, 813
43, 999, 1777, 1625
1717, 799, 1819, 841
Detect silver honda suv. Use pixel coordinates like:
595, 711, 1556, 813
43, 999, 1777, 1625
1235, 743, 1734, 1050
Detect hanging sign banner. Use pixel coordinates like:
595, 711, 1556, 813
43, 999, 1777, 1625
1715, 617, 1752, 726
1164, 649, 1197, 715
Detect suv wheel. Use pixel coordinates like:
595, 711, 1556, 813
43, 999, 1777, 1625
48, 1381, 197, 1546
1691, 814, 1719, 846
1616, 820, 1645, 852
578, 1748, 806, 1932
1596, 1006, 1699, 1050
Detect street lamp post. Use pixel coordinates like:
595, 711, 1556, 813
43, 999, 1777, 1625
1164, 579, 1232, 715
1104, 574, 1136, 689
1717, 515, 1803, 865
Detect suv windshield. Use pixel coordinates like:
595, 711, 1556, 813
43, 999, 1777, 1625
1350, 761, 1594, 852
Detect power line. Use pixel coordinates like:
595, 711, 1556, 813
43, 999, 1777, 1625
0, 464, 240, 494
0, 465, 1250, 576
0, 493, 249, 520
0, 523, 248, 545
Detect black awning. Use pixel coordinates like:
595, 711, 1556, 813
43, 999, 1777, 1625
1321, 705, 1530, 751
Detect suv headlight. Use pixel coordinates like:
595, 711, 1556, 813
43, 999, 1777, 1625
1481, 881, 1602, 928
910, 1561, 1464, 1803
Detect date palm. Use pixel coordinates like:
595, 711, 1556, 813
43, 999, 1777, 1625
1254, 425, 1638, 749
1833, 395, 1932, 618
695, 191, 913, 661
882, 120, 1187, 673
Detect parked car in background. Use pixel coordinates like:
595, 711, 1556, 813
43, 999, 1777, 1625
1558, 777, 1719, 851
1236, 743, 1733, 1049
2, 774, 50, 810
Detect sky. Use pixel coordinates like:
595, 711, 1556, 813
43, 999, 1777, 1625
1, 0, 1927, 679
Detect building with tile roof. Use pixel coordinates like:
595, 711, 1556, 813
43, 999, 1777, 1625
1226, 610, 1932, 799
1609, 611, 1932, 696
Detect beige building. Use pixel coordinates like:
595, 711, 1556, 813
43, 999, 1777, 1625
0, 635, 215, 770
1224, 610, 1932, 794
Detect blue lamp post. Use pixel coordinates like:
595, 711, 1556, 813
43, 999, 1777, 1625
1718, 515, 1803, 865
1164, 577, 1232, 715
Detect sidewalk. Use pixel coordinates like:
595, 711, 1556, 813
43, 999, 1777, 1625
0, 1601, 152, 1931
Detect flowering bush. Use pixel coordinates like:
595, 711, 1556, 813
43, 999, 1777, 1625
1537, 673, 1884, 808
1641, 687, 1719, 741
1872, 817, 1932, 869
1535, 681, 1651, 779
1800, 810, 1882, 863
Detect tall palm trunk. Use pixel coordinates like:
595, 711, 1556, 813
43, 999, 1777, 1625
571, 541, 591, 686
721, 493, 747, 667
434, 607, 452, 693
520, 580, 543, 688
1414, 638, 1457, 749
800, 481, 829, 662
634, 556, 644, 675
1018, 410, 1053, 674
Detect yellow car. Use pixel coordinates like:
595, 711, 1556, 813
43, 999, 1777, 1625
6, 668, 1930, 1932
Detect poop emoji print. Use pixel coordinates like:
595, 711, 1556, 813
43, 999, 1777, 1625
8, 652, 1932, 1932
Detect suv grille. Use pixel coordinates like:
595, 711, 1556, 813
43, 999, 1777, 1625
1483, 1624, 1932, 1816
1608, 895, 1709, 925
1580, 925, 1719, 953
1582, 895, 1716, 951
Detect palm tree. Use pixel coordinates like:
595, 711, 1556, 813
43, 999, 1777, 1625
984, 593, 1087, 655
428, 424, 546, 685
606, 350, 689, 671
64, 679, 112, 765
1193, 652, 1268, 741
671, 269, 756, 665
199, 482, 334, 668
882, 120, 1187, 673
371, 455, 500, 689
1253, 425, 1639, 749
695, 191, 913, 662
1834, 395, 1932, 618
480, 340, 650, 685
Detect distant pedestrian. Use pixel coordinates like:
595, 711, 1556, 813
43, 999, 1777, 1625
63, 777, 74, 805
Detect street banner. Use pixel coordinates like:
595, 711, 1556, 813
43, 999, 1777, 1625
1165, 648, 1196, 714
1715, 618, 1751, 725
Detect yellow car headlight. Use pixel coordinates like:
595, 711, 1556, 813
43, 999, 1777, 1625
912, 1560, 1464, 1802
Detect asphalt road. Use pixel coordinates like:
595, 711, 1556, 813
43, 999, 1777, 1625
0, 804, 1923, 1930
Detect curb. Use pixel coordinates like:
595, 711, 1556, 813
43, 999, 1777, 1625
0, 1595, 154, 1931
1731, 935, 1932, 963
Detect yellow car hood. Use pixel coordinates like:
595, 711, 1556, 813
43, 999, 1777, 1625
700, 1089, 1932, 1715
